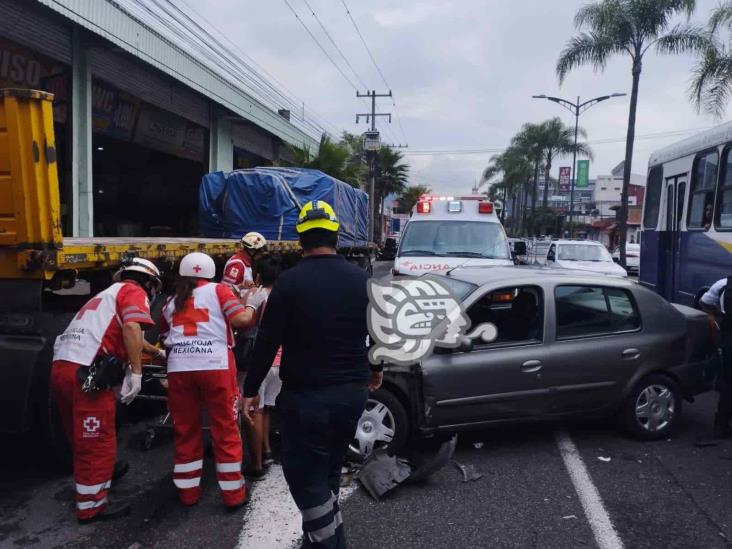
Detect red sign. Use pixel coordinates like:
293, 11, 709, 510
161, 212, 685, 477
559, 167, 571, 193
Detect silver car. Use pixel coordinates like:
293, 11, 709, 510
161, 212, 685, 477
352, 267, 717, 458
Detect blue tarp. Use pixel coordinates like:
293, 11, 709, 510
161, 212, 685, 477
198, 167, 370, 248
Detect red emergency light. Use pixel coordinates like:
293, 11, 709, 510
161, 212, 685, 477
478, 202, 494, 214
417, 201, 431, 214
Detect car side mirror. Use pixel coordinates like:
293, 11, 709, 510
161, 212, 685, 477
513, 242, 527, 256
457, 337, 474, 353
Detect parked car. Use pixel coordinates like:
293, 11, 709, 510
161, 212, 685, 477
612, 243, 641, 275
533, 239, 627, 278
351, 267, 717, 459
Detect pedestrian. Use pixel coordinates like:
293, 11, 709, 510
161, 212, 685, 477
700, 276, 732, 441
158, 252, 256, 509
222, 232, 268, 291
242, 200, 383, 549
50, 258, 163, 523
241, 255, 284, 480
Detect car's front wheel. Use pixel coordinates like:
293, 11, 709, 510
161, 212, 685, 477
348, 388, 409, 462
621, 374, 682, 440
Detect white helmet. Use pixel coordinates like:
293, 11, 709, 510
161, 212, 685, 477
179, 252, 216, 279
241, 231, 267, 251
113, 257, 161, 283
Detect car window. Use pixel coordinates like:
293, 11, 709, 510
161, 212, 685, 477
643, 165, 663, 229
467, 285, 543, 346
557, 244, 612, 262
687, 150, 718, 230
399, 220, 510, 259
555, 285, 640, 339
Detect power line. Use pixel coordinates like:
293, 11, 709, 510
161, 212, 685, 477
283, 0, 359, 91
301, 0, 368, 90
339, 0, 409, 144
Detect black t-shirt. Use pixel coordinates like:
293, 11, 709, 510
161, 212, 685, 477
243, 254, 370, 396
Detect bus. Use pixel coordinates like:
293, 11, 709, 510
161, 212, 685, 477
641, 122, 732, 307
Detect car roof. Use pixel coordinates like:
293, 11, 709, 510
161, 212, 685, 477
553, 239, 603, 246
438, 265, 634, 288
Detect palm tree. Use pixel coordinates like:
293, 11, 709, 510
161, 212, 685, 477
535, 118, 592, 208
690, 2, 732, 117
513, 122, 546, 216
481, 146, 533, 232
557, 0, 705, 265
374, 147, 409, 239
397, 185, 431, 214
289, 134, 363, 186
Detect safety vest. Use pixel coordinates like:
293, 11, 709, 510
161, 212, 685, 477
53, 283, 125, 366
162, 283, 230, 373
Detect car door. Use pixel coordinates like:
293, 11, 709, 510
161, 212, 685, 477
419, 284, 554, 429
540, 284, 644, 414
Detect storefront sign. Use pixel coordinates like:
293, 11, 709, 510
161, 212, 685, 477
559, 166, 571, 193
133, 104, 205, 163
0, 38, 69, 123
91, 80, 140, 141
576, 160, 590, 188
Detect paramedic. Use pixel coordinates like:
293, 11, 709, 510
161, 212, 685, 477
222, 232, 267, 290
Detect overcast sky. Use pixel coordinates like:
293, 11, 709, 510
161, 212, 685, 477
200, 0, 724, 195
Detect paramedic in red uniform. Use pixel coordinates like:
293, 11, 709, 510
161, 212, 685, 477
222, 232, 267, 290
51, 258, 162, 523
159, 252, 257, 509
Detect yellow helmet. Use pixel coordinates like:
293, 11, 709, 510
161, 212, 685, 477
296, 200, 340, 233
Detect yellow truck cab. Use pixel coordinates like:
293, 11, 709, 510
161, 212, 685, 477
0, 89, 305, 457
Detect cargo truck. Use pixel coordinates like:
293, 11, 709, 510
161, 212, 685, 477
0, 89, 373, 459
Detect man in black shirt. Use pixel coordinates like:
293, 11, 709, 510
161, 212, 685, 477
243, 200, 382, 549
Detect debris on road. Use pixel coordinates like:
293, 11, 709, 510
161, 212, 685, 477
473, 442, 484, 449
453, 461, 483, 482
357, 435, 458, 500
562, 515, 578, 520
598, 456, 612, 462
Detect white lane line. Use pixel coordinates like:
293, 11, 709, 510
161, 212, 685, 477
554, 428, 625, 549
237, 465, 358, 549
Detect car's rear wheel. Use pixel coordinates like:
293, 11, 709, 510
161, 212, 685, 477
348, 388, 408, 462
621, 374, 682, 440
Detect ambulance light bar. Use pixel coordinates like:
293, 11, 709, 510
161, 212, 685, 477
419, 194, 455, 202
417, 201, 431, 214
478, 202, 494, 214
447, 200, 462, 213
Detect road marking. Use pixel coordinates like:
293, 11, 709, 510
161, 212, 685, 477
554, 428, 625, 549
237, 465, 358, 549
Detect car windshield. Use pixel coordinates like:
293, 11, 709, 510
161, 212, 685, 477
421, 274, 478, 302
399, 221, 510, 259
558, 244, 612, 262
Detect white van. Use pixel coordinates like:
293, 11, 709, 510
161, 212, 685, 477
392, 196, 513, 276
539, 239, 628, 278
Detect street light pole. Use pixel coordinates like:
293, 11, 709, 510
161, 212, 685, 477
532, 93, 626, 238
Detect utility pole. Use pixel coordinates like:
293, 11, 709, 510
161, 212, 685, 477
357, 90, 392, 243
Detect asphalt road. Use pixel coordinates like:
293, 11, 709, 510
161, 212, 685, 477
2, 262, 730, 549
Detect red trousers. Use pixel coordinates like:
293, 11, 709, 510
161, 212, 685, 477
50, 360, 116, 520
167, 366, 245, 507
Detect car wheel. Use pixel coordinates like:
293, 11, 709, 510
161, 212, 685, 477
621, 374, 682, 441
348, 388, 409, 462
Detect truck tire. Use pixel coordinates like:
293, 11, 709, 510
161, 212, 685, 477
621, 373, 682, 441
46, 388, 72, 469
348, 388, 409, 462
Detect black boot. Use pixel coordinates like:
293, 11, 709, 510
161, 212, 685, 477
112, 460, 130, 483
77, 499, 131, 524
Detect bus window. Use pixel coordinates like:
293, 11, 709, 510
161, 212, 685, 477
643, 166, 663, 229
687, 150, 718, 230
717, 147, 732, 229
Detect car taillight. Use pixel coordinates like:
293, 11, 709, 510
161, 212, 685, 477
478, 202, 493, 214
417, 201, 431, 214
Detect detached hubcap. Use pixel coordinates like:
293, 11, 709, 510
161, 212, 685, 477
635, 384, 675, 432
350, 399, 396, 458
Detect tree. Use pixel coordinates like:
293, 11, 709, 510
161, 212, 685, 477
397, 185, 431, 214
289, 134, 363, 186
690, 2, 732, 117
513, 122, 546, 217
481, 145, 533, 233
557, 0, 705, 265
535, 118, 592, 209
374, 147, 409, 239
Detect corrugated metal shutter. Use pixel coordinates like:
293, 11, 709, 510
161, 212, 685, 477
88, 47, 209, 128
0, 0, 71, 63
232, 122, 274, 161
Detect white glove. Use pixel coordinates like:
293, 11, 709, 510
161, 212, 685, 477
157, 348, 166, 360
120, 370, 142, 405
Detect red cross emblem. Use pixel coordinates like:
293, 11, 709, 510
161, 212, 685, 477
172, 302, 210, 336
76, 297, 102, 320
193, 264, 202, 274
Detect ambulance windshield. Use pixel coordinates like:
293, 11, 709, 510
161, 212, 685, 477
399, 221, 510, 259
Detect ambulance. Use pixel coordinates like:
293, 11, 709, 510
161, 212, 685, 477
392, 195, 513, 276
